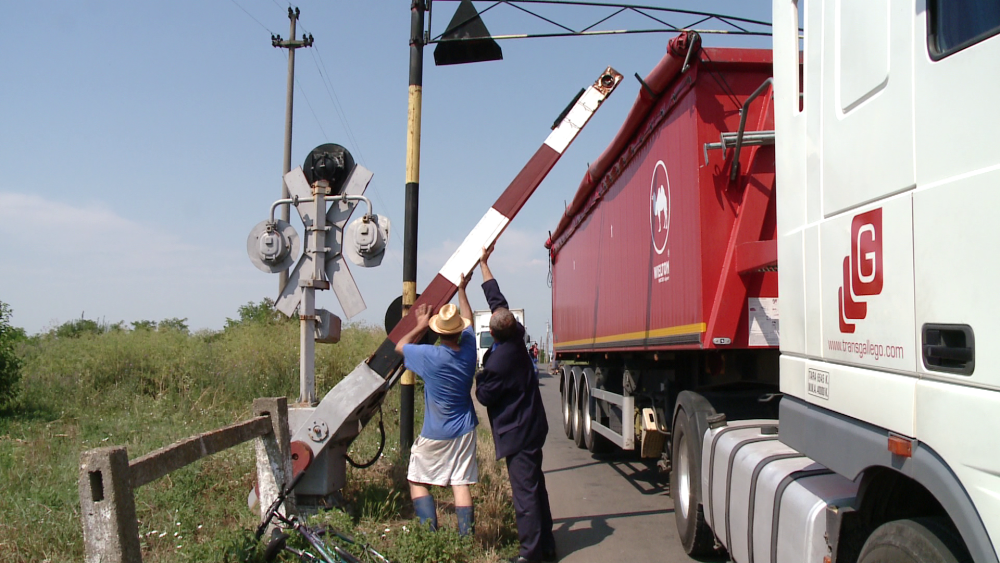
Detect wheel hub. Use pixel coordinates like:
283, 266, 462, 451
676, 434, 691, 519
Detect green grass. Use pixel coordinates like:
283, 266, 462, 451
0, 320, 517, 562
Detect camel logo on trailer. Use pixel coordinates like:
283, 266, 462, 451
839, 208, 883, 333
649, 160, 671, 255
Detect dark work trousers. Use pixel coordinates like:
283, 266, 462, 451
506, 446, 555, 560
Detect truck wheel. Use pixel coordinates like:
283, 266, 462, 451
561, 367, 574, 439
572, 368, 586, 448
581, 371, 611, 453
858, 518, 972, 563
671, 408, 715, 555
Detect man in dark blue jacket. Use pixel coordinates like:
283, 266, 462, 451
475, 245, 555, 563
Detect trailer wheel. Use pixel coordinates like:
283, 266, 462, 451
858, 518, 971, 563
671, 408, 715, 555
561, 367, 574, 439
570, 368, 587, 448
581, 370, 611, 453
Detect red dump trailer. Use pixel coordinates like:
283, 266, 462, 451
546, 36, 779, 544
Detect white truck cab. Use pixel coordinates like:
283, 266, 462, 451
674, 2, 1000, 562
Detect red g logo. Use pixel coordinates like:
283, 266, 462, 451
851, 209, 883, 296
839, 208, 883, 333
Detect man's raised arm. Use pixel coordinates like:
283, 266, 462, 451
479, 245, 509, 312
458, 274, 473, 326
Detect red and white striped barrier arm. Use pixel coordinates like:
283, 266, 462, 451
367, 66, 623, 377
289, 67, 622, 457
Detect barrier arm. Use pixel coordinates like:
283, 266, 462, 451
290, 67, 623, 460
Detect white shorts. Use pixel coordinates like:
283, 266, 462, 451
407, 429, 479, 486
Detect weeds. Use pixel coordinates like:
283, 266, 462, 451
0, 317, 517, 562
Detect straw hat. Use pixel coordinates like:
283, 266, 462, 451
428, 303, 470, 335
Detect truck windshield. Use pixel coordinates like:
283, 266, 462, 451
479, 333, 494, 348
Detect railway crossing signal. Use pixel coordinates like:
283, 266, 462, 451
247, 143, 389, 404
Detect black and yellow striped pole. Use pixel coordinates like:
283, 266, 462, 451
400, 0, 425, 453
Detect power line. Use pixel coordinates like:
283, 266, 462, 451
303, 49, 356, 160
293, 22, 400, 268
294, 75, 329, 141
250, 11, 397, 269
226, 0, 275, 34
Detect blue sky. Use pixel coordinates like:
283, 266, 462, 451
0, 1, 770, 346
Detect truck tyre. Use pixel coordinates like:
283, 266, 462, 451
561, 367, 574, 439
581, 369, 612, 453
671, 407, 716, 555
572, 367, 586, 448
858, 518, 972, 563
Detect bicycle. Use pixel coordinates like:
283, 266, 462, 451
252, 471, 391, 563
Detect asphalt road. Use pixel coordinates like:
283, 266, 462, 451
536, 367, 700, 563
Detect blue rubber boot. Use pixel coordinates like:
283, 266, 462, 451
413, 495, 438, 531
456, 505, 475, 537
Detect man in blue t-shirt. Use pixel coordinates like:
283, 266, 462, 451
395, 274, 478, 536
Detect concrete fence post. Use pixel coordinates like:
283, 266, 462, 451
253, 397, 294, 523
79, 446, 142, 563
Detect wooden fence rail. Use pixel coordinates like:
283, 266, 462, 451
78, 397, 292, 563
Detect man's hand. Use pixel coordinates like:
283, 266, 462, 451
480, 244, 495, 283
414, 303, 432, 328
396, 303, 432, 355
459, 273, 470, 290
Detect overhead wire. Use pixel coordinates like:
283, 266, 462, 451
295, 17, 403, 269
226, 0, 276, 34
293, 74, 329, 141
224, 1, 404, 272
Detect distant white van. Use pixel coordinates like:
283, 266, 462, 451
472, 308, 525, 370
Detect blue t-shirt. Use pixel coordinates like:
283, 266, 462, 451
403, 325, 479, 440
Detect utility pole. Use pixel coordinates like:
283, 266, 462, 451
400, 0, 426, 453
273, 7, 314, 293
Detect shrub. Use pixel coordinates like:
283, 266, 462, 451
132, 319, 157, 331
225, 298, 283, 329
50, 317, 104, 339
0, 301, 22, 408
157, 317, 189, 334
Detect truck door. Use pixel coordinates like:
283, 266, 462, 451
814, 0, 918, 437
911, 0, 1000, 548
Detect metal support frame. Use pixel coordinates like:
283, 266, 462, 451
703, 130, 775, 165
591, 388, 635, 450
427, 1, 775, 43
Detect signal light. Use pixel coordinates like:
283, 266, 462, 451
888, 434, 913, 458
